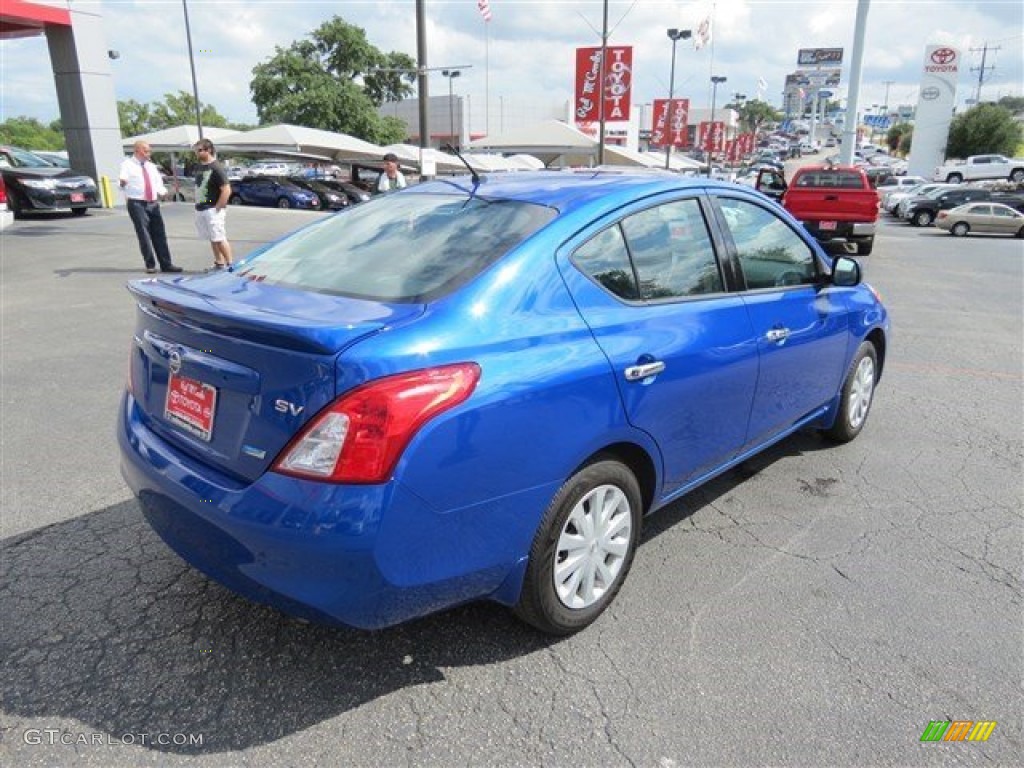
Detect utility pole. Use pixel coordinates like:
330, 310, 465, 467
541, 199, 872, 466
881, 80, 894, 113
970, 43, 1000, 104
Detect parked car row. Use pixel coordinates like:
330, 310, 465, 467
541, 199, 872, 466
228, 175, 371, 211
878, 177, 1024, 237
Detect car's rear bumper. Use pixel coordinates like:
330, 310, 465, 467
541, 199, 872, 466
117, 392, 544, 629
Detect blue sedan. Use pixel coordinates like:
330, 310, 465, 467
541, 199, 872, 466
118, 171, 889, 635
228, 175, 320, 210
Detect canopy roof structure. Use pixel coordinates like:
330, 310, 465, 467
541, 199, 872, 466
122, 125, 238, 153
214, 124, 384, 163
466, 120, 598, 166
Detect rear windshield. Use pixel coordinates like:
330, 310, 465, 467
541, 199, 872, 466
236, 192, 556, 302
793, 170, 866, 189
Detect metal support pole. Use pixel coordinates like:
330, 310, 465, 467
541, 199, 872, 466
182, 0, 203, 139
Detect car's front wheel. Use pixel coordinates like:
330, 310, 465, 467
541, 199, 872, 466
71, 207, 88, 217
277, 197, 292, 209
951, 222, 970, 237
515, 459, 642, 635
825, 341, 878, 443
946, 173, 963, 184
228, 194, 242, 205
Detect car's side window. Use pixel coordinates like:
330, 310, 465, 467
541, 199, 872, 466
717, 197, 818, 290
619, 199, 723, 300
572, 224, 640, 300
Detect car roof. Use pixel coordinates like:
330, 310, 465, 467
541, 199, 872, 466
403, 170, 741, 216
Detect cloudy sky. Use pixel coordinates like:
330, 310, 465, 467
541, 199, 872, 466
2, 0, 1022, 134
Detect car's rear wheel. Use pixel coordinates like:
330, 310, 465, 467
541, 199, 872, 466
1010, 169, 1024, 183
277, 197, 292, 209
825, 341, 878, 443
946, 173, 963, 184
913, 210, 934, 227
228, 194, 242, 205
855, 237, 874, 255
515, 459, 641, 635
951, 222, 970, 237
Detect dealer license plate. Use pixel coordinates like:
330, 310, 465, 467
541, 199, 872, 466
164, 373, 217, 441
819, 220, 837, 230
70, 192, 85, 203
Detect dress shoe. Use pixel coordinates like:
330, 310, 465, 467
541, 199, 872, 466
161, 265, 184, 273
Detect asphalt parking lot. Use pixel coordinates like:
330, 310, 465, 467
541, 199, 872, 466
1, 198, 1021, 767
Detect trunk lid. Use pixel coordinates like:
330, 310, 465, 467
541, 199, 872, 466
127, 275, 423, 482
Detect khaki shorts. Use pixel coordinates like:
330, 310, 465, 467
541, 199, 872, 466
195, 208, 228, 242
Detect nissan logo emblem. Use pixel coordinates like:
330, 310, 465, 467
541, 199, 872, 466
930, 47, 956, 65
168, 349, 182, 374
921, 87, 941, 101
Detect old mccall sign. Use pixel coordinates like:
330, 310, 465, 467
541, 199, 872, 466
574, 46, 633, 122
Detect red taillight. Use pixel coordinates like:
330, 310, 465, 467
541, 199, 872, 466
0, 176, 6, 205
273, 363, 481, 484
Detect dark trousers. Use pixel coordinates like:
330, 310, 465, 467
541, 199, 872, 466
127, 200, 173, 269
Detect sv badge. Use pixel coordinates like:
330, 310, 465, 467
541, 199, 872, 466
274, 399, 304, 416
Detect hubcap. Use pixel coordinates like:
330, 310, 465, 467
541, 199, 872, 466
553, 484, 632, 610
847, 356, 875, 429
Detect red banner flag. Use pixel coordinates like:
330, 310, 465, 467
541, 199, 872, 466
477, 0, 492, 22
699, 121, 725, 152
651, 98, 689, 148
574, 45, 633, 123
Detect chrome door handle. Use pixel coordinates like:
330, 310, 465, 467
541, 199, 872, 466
624, 361, 666, 381
765, 328, 790, 342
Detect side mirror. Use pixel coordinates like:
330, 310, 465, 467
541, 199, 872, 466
832, 256, 861, 287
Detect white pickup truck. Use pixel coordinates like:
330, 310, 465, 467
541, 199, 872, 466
933, 154, 1024, 184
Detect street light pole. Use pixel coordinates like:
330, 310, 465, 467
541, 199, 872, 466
708, 75, 727, 177
181, 0, 203, 139
664, 28, 691, 170
442, 69, 462, 148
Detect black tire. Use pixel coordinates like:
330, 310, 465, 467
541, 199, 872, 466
855, 237, 874, 256
228, 194, 242, 205
913, 210, 934, 227
946, 173, 963, 184
71, 207, 88, 217
951, 222, 970, 237
276, 197, 292, 209
1016, 226, 1024, 239
825, 341, 878, 443
1010, 169, 1024, 183
515, 459, 642, 635
8, 191, 25, 220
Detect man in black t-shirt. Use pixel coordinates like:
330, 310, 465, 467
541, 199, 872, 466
193, 139, 234, 269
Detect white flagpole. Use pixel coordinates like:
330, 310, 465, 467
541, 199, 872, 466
485, 20, 490, 135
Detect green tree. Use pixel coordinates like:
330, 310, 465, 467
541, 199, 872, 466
249, 16, 415, 144
149, 90, 230, 131
945, 103, 1022, 158
118, 99, 152, 137
886, 123, 912, 155
0, 117, 65, 149
996, 96, 1024, 114
723, 99, 782, 134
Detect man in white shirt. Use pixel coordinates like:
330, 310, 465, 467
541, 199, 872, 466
376, 152, 407, 193
118, 141, 182, 273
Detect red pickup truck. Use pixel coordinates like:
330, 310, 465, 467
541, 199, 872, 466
757, 164, 878, 255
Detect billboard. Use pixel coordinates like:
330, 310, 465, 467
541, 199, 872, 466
651, 98, 689, 147
797, 48, 843, 66
574, 45, 633, 122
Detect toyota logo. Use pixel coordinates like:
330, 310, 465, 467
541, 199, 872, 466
168, 349, 182, 374
931, 47, 956, 65
921, 86, 940, 101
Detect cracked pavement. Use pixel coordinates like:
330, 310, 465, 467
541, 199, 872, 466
1, 206, 1021, 766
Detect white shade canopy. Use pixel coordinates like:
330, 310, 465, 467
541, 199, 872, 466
214, 124, 384, 163
466, 120, 598, 166
122, 125, 238, 153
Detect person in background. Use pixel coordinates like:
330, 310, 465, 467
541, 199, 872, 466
118, 140, 181, 273
376, 152, 407, 193
193, 139, 233, 270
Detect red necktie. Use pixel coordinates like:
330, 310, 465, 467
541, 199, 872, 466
141, 161, 154, 201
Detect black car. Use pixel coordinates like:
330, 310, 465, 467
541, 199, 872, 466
317, 178, 372, 205
0, 145, 100, 219
902, 186, 994, 226
286, 176, 351, 211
